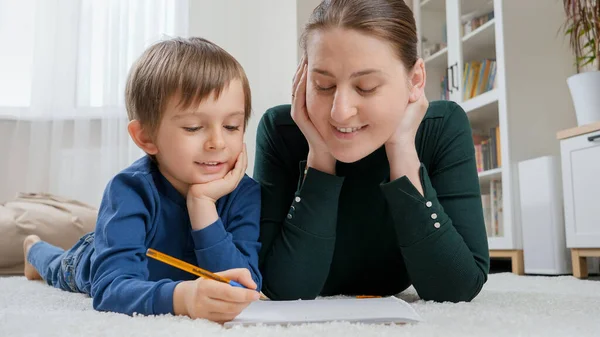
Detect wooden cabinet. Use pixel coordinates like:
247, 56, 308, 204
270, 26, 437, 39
558, 122, 600, 278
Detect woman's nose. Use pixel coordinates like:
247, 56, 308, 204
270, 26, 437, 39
330, 90, 357, 123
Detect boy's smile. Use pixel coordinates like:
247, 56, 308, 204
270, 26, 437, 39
194, 161, 227, 174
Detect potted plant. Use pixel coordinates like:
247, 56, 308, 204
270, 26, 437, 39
563, 0, 600, 126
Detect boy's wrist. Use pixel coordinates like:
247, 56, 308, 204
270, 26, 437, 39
173, 281, 191, 317
188, 198, 219, 230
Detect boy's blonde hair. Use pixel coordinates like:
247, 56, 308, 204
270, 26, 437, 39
125, 37, 252, 135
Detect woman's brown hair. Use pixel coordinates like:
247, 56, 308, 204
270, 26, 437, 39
300, 0, 418, 70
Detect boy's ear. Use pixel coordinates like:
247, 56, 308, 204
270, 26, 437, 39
128, 120, 158, 155
408, 58, 426, 103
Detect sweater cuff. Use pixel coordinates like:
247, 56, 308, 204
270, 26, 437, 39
191, 219, 228, 249
153, 280, 180, 315
287, 161, 345, 237
380, 164, 450, 247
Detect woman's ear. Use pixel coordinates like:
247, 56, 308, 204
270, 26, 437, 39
128, 120, 158, 155
408, 58, 426, 103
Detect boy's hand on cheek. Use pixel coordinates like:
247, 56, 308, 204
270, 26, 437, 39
188, 144, 247, 203
187, 145, 247, 230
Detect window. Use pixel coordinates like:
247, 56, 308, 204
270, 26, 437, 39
0, 0, 188, 117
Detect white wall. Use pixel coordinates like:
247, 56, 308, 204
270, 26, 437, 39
189, 0, 298, 177
296, 0, 322, 60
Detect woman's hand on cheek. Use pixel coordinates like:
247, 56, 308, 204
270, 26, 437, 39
384, 93, 428, 194
291, 57, 336, 175
385, 93, 429, 148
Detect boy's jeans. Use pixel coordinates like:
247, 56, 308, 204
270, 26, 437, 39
27, 232, 95, 294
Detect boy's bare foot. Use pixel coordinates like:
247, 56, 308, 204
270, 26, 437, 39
23, 235, 42, 280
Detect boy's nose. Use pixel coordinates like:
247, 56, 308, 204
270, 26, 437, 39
205, 130, 226, 150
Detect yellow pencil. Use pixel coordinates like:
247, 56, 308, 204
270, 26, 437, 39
146, 248, 267, 299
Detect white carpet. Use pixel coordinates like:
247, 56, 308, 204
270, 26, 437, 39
1, 273, 599, 337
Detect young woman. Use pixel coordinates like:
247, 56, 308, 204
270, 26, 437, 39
254, 0, 489, 302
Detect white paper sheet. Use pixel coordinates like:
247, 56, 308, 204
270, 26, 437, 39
225, 296, 423, 327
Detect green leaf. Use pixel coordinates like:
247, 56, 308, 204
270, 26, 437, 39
580, 57, 595, 67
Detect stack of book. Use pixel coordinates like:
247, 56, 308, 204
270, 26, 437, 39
481, 179, 503, 237
463, 59, 497, 101
440, 73, 450, 101
473, 127, 501, 172
462, 11, 494, 36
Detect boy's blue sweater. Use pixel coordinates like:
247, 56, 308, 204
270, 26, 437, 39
83, 156, 261, 316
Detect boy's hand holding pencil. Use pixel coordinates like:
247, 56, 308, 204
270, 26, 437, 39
147, 248, 262, 323
172, 268, 259, 323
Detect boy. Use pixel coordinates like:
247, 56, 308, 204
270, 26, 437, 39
23, 37, 261, 323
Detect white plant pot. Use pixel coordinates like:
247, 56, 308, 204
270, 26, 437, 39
566, 71, 600, 126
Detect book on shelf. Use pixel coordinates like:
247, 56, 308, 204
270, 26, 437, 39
421, 23, 448, 58
473, 126, 501, 172
462, 59, 497, 101
482, 179, 503, 237
440, 74, 450, 100
481, 194, 492, 235
462, 11, 494, 36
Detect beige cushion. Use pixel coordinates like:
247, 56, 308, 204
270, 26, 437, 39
0, 193, 97, 275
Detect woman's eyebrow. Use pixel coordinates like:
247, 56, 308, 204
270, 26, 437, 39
312, 68, 382, 79
350, 69, 381, 78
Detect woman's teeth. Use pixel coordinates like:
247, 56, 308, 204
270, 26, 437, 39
336, 126, 364, 133
201, 162, 220, 166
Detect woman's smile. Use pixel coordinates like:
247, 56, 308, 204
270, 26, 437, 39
331, 124, 369, 140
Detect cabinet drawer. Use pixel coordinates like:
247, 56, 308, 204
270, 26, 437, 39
560, 130, 600, 248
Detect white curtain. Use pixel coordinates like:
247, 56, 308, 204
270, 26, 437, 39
0, 0, 188, 206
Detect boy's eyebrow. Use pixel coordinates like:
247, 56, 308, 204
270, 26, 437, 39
171, 111, 245, 120
312, 68, 382, 79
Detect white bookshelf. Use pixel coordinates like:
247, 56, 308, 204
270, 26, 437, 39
424, 47, 448, 70
462, 18, 495, 62
462, 89, 498, 125
419, 0, 445, 12
414, 0, 577, 264
478, 167, 502, 186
